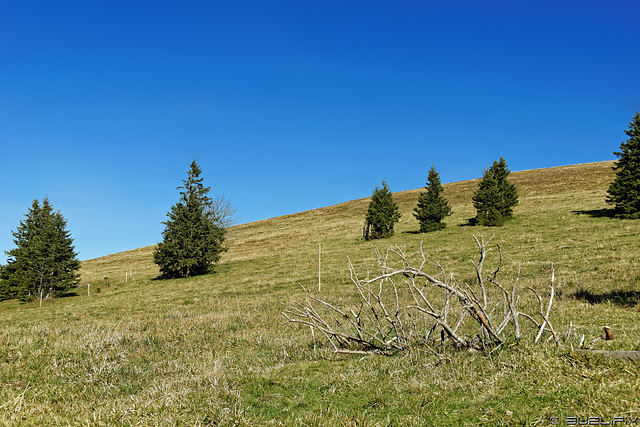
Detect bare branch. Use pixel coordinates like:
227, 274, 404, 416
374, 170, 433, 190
207, 195, 238, 229
282, 237, 571, 355
532, 264, 559, 345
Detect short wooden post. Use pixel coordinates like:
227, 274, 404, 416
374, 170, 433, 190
318, 243, 322, 292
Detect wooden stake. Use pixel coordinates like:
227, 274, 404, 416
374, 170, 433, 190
318, 243, 322, 292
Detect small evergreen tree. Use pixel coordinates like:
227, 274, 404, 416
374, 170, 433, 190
606, 112, 640, 218
472, 157, 518, 226
154, 160, 227, 278
1, 197, 80, 302
363, 180, 401, 240
413, 165, 452, 232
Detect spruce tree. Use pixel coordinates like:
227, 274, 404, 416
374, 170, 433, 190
363, 180, 401, 240
413, 165, 452, 232
0, 265, 8, 301
2, 197, 80, 302
472, 157, 518, 226
154, 160, 227, 278
606, 112, 640, 218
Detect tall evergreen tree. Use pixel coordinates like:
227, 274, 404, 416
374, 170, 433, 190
413, 165, 452, 232
1, 197, 80, 303
363, 180, 402, 240
472, 157, 518, 226
154, 160, 227, 278
0, 265, 8, 301
606, 112, 640, 218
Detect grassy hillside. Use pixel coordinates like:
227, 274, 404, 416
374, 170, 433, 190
1, 160, 639, 425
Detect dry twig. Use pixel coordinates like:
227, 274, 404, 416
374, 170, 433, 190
282, 236, 564, 354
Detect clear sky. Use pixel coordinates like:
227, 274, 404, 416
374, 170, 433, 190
1, 0, 638, 262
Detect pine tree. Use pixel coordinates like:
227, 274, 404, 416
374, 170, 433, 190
1, 197, 80, 303
413, 165, 452, 232
606, 112, 640, 218
363, 180, 402, 240
472, 157, 518, 226
154, 160, 227, 278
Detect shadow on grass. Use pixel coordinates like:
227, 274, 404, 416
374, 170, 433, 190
151, 263, 231, 281
457, 219, 477, 227
573, 288, 640, 308
571, 208, 615, 218
403, 227, 451, 234
59, 290, 79, 298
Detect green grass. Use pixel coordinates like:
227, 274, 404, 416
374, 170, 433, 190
1, 161, 639, 425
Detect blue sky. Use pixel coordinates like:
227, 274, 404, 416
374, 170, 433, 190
1, 0, 638, 262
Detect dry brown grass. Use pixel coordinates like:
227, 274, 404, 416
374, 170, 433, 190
14, 160, 632, 425
80, 161, 616, 283
80, 245, 159, 284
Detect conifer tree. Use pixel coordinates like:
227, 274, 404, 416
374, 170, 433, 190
154, 160, 227, 278
0, 265, 8, 301
606, 112, 640, 218
363, 180, 402, 240
413, 165, 452, 232
472, 157, 518, 226
1, 197, 80, 303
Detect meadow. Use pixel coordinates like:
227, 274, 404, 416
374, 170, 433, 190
0, 160, 639, 425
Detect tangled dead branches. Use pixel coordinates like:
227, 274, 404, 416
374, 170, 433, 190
282, 235, 565, 355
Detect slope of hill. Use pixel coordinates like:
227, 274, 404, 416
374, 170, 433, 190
80, 160, 617, 282
2, 160, 639, 425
